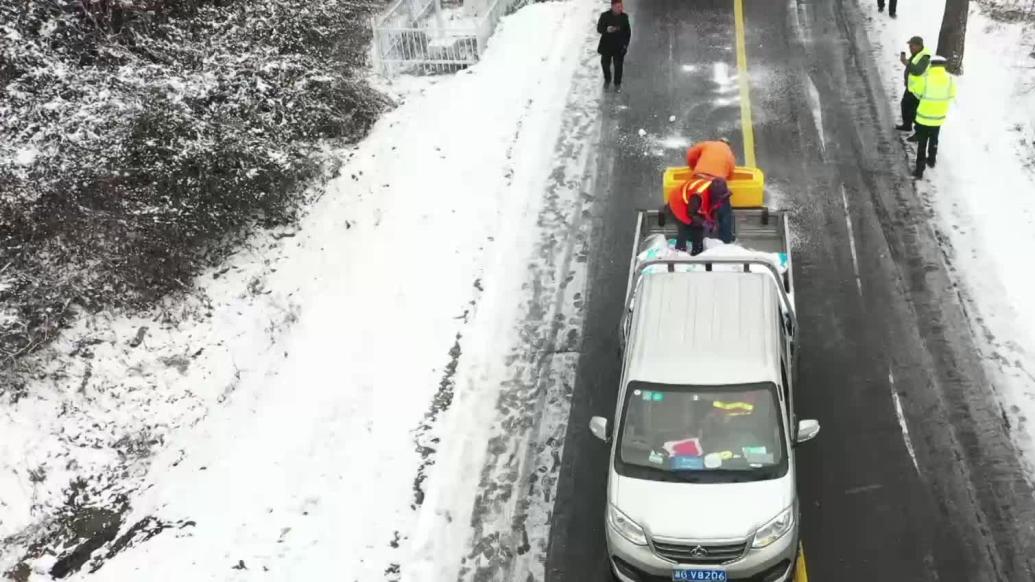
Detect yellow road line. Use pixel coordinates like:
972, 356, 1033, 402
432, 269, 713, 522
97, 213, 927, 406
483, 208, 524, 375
736, 1, 802, 576
796, 542, 809, 582
732, 0, 756, 167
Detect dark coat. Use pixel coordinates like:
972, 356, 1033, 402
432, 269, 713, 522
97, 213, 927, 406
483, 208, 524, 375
596, 10, 631, 56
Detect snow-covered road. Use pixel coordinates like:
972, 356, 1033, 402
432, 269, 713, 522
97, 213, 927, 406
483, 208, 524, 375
1, 0, 599, 578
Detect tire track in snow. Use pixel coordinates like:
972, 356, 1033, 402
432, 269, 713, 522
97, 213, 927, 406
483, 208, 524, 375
387, 12, 593, 580
402, 46, 545, 515
457, 45, 602, 582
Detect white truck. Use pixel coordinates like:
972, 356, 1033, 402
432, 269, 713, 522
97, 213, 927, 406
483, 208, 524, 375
591, 208, 819, 582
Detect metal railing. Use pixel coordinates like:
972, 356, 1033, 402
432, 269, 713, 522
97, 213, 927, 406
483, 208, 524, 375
371, 0, 529, 75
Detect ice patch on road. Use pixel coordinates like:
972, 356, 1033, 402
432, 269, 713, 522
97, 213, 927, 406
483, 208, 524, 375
889, 369, 920, 475
805, 74, 826, 154
839, 184, 862, 296
647, 134, 691, 153
713, 61, 738, 94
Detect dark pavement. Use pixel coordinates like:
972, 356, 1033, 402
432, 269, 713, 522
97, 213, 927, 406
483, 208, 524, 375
545, 0, 1035, 580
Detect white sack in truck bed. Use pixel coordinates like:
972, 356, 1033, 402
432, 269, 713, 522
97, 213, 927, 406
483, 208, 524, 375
635, 234, 788, 275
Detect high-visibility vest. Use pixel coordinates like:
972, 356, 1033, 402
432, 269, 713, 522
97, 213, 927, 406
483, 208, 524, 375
681, 178, 714, 221
906, 48, 932, 95
915, 67, 956, 127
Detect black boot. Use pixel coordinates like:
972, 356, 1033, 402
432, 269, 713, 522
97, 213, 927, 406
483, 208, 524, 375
913, 164, 924, 179
926, 158, 936, 168
906, 133, 919, 143
895, 124, 912, 131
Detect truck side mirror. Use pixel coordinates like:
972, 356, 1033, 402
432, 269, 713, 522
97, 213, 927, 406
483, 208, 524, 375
795, 419, 820, 445
590, 416, 610, 442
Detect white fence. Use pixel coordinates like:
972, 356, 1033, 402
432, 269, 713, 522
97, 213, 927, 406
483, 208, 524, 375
371, 0, 528, 75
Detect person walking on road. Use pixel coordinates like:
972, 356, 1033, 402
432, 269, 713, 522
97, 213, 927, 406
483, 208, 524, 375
597, 0, 631, 92
896, 36, 931, 136
911, 55, 957, 179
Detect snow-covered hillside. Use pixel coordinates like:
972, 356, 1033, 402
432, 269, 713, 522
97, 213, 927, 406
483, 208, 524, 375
0, 0, 387, 377
1, 0, 599, 579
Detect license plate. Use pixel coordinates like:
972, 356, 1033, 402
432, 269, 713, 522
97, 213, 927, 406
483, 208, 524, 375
672, 569, 727, 581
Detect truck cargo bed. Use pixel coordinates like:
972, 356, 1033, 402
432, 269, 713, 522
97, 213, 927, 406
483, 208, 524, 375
636, 208, 788, 256
626, 208, 795, 319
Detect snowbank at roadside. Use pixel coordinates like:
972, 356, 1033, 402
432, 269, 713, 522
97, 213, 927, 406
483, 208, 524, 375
0, 0, 595, 579
857, 0, 1035, 469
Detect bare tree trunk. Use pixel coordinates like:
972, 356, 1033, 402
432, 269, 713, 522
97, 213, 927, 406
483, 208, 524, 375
936, 0, 970, 74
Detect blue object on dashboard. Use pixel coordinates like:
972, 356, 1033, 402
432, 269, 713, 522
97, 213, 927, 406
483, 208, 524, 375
669, 456, 704, 470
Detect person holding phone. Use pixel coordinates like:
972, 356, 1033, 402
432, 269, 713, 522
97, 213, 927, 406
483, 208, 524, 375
896, 36, 931, 137
597, 0, 631, 92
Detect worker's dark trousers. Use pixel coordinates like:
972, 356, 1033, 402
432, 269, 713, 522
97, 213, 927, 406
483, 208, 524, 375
901, 90, 919, 130
675, 203, 734, 254
675, 221, 705, 255
715, 200, 735, 243
877, 0, 897, 15
601, 52, 625, 86
914, 124, 941, 174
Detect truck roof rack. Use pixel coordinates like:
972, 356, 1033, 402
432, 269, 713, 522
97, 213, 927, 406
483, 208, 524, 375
629, 257, 797, 345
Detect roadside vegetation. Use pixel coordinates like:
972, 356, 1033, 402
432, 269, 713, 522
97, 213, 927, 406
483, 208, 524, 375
0, 0, 390, 389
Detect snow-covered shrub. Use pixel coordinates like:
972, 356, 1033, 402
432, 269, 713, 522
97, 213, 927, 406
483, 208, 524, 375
0, 0, 390, 375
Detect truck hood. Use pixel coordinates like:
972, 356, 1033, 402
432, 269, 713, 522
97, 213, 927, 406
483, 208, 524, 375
610, 472, 794, 541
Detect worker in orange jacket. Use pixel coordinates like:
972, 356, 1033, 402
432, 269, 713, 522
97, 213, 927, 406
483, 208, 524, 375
666, 177, 732, 255
686, 139, 736, 181
666, 139, 737, 253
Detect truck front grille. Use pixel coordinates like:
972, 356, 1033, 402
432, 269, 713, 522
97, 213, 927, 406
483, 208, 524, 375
651, 539, 747, 564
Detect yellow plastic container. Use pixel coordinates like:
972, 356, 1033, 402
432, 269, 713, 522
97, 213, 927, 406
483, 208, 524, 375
662, 166, 766, 208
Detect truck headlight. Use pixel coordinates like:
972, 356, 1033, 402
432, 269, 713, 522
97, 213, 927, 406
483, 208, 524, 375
751, 507, 794, 549
608, 504, 648, 546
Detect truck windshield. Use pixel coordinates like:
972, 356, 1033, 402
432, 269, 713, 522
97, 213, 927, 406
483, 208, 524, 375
616, 381, 787, 483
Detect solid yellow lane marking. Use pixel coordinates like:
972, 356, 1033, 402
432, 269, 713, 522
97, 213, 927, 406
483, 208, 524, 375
732, 0, 757, 167
736, 0, 800, 577
796, 542, 809, 582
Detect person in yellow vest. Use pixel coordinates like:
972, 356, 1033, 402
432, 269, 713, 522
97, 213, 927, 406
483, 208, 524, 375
910, 55, 957, 179
895, 36, 931, 135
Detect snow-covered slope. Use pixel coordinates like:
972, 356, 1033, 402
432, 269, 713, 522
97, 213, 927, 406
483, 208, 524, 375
0, 0, 598, 578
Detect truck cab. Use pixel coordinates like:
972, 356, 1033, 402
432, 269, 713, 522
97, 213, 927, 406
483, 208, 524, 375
590, 209, 819, 582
